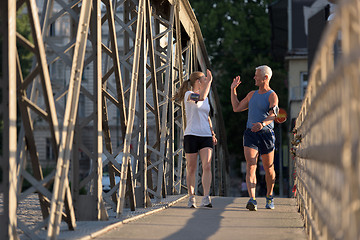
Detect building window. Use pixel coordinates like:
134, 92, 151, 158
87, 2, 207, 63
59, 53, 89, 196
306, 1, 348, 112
300, 72, 308, 98
49, 62, 56, 79
49, 23, 56, 36
79, 94, 85, 118
46, 138, 55, 161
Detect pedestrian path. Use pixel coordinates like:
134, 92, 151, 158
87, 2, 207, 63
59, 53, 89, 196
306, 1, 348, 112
93, 196, 307, 240
20, 194, 187, 240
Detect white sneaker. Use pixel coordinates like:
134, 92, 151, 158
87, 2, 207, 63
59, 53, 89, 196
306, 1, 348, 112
188, 195, 196, 208
200, 195, 212, 208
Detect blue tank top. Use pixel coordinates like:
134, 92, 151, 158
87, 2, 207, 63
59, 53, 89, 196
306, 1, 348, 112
246, 90, 274, 130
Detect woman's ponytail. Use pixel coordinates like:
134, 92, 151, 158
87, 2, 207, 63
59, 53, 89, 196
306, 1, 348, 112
172, 79, 191, 102
172, 71, 204, 102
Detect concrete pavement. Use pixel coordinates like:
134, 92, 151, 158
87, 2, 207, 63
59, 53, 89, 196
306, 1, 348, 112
94, 196, 307, 240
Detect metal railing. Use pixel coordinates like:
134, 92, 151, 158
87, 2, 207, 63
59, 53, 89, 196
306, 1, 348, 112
292, 0, 360, 239
0, 0, 229, 239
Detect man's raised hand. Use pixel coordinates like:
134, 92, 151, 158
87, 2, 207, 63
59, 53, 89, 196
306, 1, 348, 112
231, 76, 241, 90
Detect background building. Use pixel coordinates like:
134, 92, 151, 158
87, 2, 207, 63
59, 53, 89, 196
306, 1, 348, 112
269, 0, 335, 195
32, 2, 126, 177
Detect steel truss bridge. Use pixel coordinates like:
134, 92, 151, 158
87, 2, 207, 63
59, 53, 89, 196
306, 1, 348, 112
292, 0, 360, 239
0, 0, 229, 239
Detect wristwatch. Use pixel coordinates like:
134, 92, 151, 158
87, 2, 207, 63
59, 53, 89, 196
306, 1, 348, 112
261, 121, 266, 127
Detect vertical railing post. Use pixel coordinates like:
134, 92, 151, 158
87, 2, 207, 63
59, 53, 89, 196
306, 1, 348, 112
116, 0, 146, 216
0, 1, 18, 239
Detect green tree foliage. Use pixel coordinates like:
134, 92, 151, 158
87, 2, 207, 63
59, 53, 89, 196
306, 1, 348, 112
0, 8, 33, 77
16, 8, 34, 77
0, 7, 33, 160
190, 0, 288, 163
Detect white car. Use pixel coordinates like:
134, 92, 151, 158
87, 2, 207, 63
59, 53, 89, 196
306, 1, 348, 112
102, 152, 133, 192
102, 173, 120, 193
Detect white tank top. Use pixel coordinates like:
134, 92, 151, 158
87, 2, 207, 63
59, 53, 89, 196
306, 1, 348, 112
184, 91, 212, 137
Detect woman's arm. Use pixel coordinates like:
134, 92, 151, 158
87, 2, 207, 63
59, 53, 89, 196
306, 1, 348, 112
208, 116, 218, 145
199, 69, 213, 101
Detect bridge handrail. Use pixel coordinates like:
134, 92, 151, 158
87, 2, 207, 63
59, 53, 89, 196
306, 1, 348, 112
292, 0, 360, 239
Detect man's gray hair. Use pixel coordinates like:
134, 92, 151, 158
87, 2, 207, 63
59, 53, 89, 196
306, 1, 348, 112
256, 65, 272, 80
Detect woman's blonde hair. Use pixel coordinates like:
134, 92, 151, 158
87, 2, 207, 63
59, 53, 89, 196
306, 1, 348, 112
172, 71, 204, 102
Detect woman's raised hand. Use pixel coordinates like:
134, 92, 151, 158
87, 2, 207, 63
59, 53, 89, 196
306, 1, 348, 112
206, 69, 213, 82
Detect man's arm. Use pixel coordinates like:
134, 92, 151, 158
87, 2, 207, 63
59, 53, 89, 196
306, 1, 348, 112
231, 76, 253, 112
251, 92, 279, 132
262, 92, 279, 125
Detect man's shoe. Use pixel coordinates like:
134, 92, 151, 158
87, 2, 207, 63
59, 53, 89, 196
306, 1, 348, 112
246, 198, 257, 211
200, 195, 212, 208
188, 195, 196, 208
265, 195, 275, 209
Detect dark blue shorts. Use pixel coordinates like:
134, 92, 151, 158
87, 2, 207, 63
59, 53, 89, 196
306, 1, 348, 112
243, 128, 275, 155
184, 135, 213, 153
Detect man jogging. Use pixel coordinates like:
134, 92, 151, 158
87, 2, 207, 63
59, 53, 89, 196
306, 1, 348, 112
230, 65, 278, 211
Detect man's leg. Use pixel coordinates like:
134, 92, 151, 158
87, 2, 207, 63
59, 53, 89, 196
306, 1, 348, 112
244, 146, 258, 198
199, 147, 213, 196
185, 153, 198, 196
261, 150, 276, 196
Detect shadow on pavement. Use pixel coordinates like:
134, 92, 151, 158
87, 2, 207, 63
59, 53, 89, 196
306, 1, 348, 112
162, 197, 235, 240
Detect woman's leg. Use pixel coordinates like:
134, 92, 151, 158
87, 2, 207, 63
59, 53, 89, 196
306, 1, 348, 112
185, 153, 198, 196
199, 147, 213, 196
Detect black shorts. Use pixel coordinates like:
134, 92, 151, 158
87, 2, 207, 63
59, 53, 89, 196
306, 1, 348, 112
243, 128, 275, 155
184, 135, 213, 154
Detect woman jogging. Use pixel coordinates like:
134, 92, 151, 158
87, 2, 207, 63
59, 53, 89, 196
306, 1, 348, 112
173, 69, 217, 208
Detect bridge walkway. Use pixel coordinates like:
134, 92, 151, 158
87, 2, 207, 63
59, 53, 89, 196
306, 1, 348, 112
93, 196, 306, 240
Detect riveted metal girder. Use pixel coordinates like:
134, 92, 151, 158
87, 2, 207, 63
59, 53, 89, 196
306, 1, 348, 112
1, 0, 230, 239
0, 1, 18, 240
